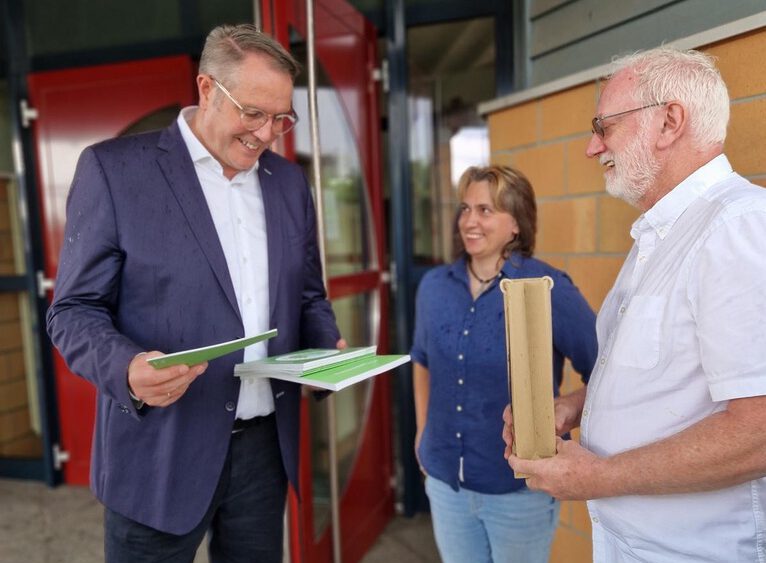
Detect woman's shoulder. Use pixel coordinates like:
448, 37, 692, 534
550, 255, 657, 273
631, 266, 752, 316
419, 263, 454, 287
509, 255, 567, 278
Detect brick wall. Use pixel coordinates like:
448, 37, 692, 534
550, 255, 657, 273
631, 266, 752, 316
485, 27, 766, 562
0, 177, 42, 458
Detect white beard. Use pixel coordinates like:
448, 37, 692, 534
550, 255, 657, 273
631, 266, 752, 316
602, 128, 660, 207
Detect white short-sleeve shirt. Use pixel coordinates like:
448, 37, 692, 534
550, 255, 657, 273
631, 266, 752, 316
581, 155, 766, 562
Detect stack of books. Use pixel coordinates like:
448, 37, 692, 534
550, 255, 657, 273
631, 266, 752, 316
234, 345, 410, 391
145, 328, 409, 392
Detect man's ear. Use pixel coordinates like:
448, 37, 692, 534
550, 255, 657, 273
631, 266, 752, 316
656, 101, 686, 149
197, 75, 214, 109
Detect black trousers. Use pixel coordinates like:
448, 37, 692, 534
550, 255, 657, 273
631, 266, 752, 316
105, 414, 287, 563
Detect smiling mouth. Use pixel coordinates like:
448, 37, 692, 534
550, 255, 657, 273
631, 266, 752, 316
599, 156, 615, 170
238, 137, 260, 151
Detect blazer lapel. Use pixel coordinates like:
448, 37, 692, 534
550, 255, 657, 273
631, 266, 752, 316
156, 124, 242, 323
258, 155, 283, 322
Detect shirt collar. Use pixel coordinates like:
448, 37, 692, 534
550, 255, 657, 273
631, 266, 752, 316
176, 106, 258, 178
448, 253, 527, 283
631, 154, 732, 241
449, 255, 471, 284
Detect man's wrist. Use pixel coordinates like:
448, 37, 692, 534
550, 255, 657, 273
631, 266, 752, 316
128, 385, 145, 410
128, 352, 147, 410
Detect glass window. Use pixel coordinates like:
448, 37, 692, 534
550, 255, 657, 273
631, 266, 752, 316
308, 291, 377, 538
0, 82, 43, 462
0, 289, 42, 460
291, 49, 377, 277
407, 17, 494, 265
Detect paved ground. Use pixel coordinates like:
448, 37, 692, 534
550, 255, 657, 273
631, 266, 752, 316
0, 478, 439, 563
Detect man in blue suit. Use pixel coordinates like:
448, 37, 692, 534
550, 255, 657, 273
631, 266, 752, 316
46, 24, 341, 563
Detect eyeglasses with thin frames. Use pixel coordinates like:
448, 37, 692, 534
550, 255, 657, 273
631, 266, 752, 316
591, 102, 666, 138
211, 76, 298, 136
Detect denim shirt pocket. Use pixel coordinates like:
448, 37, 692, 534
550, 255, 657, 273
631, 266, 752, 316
611, 295, 665, 369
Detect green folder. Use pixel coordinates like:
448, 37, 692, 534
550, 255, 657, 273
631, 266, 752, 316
236, 353, 410, 392
147, 328, 278, 369
236, 345, 377, 377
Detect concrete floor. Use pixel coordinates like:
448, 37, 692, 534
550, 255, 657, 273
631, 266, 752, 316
0, 478, 439, 563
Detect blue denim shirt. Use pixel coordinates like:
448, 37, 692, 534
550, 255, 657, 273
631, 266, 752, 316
411, 254, 598, 494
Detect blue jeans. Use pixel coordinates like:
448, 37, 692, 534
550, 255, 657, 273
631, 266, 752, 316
425, 476, 560, 563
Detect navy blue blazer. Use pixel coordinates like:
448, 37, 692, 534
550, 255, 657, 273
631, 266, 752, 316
46, 122, 339, 534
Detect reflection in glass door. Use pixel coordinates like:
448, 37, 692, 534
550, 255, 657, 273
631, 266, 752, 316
0, 76, 51, 480
293, 60, 381, 538
292, 49, 389, 555
0, 173, 44, 469
408, 17, 495, 266
281, 0, 393, 560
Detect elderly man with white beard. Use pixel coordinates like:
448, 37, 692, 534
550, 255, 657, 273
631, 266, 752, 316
501, 46, 766, 562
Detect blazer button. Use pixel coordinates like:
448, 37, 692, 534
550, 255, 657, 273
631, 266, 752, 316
225, 401, 236, 412
118, 404, 129, 414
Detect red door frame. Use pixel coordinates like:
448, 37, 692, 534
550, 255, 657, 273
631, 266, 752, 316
263, 2, 394, 562
28, 56, 196, 484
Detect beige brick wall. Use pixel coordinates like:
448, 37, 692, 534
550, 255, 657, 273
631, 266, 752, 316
0, 178, 42, 458
486, 27, 766, 562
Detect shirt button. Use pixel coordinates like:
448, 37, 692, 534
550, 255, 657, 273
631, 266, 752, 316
225, 401, 236, 412
638, 255, 646, 262
599, 357, 606, 365
619, 306, 626, 314
456, 432, 462, 439
457, 354, 464, 361
458, 379, 464, 385
582, 408, 589, 418
470, 307, 475, 313
592, 516, 600, 523
463, 329, 469, 336
456, 405, 463, 412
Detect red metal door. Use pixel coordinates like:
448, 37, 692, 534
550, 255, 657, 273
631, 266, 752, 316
264, 2, 394, 562
28, 57, 195, 484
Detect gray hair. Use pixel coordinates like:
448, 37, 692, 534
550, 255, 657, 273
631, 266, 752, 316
199, 24, 301, 87
610, 47, 729, 149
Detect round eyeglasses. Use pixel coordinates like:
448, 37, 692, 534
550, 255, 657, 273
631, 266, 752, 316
211, 76, 298, 136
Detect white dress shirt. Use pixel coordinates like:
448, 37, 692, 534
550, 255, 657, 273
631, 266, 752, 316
581, 155, 766, 562
177, 107, 274, 419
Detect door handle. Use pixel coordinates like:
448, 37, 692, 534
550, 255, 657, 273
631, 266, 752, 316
37, 270, 54, 298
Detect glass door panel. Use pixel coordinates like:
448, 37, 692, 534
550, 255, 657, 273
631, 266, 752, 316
293, 58, 377, 277
407, 17, 495, 265
0, 81, 41, 464
308, 290, 376, 538
278, 1, 392, 560
0, 171, 43, 465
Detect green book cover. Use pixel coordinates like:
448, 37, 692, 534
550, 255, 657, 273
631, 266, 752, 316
147, 328, 278, 369
237, 354, 411, 392
234, 345, 377, 377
